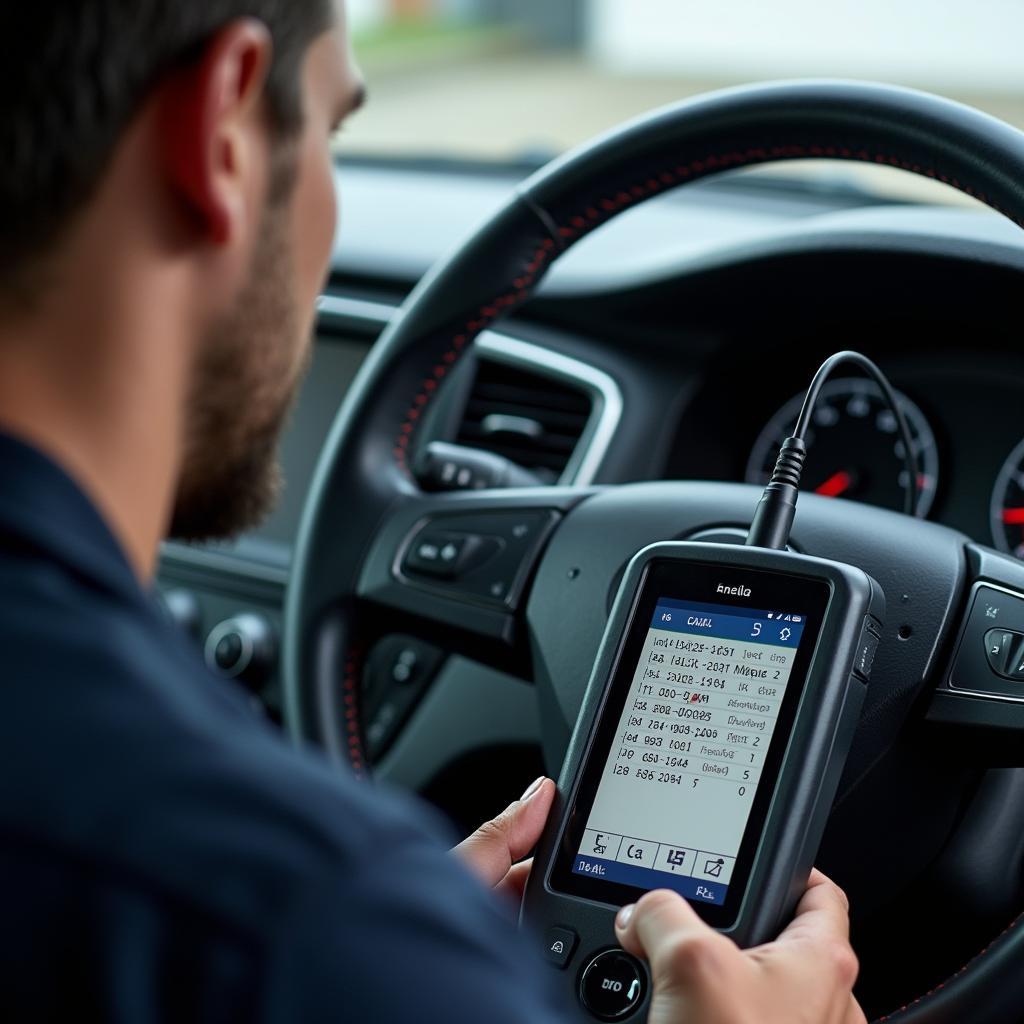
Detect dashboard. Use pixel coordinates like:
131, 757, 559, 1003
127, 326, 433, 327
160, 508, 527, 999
158, 157, 1024, 780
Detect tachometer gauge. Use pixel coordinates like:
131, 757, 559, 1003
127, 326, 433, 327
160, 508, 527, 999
746, 378, 939, 517
991, 438, 1024, 558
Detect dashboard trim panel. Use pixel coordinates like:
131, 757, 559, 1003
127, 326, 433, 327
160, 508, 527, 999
160, 542, 290, 588
315, 294, 623, 487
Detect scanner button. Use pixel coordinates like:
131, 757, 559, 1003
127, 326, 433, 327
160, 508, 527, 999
583, 829, 623, 861
653, 845, 697, 876
543, 926, 577, 969
853, 620, 881, 681
693, 851, 735, 885
580, 950, 646, 1020
615, 837, 657, 869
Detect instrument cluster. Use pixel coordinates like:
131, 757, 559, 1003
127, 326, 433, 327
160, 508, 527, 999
744, 375, 1024, 558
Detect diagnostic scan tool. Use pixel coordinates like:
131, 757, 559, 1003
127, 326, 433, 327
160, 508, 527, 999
524, 352, 892, 1021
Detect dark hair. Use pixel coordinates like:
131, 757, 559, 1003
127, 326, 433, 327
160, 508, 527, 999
0, 0, 332, 299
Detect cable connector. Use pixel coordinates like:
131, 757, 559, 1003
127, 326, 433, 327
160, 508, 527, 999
746, 436, 807, 550
744, 350, 917, 551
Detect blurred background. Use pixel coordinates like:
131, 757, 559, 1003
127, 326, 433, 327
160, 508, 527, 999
341, 0, 1024, 203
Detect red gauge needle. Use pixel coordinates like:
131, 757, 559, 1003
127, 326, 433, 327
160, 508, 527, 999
815, 470, 853, 498
1002, 507, 1024, 525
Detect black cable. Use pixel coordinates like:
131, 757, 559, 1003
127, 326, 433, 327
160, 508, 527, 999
746, 350, 919, 550
793, 352, 917, 514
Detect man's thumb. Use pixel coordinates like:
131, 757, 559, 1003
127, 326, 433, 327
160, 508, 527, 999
453, 777, 554, 887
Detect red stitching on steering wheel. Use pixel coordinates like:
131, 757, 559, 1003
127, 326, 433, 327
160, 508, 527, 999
392, 237, 559, 471
341, 648, 366, 778
391, 143, 1019, 472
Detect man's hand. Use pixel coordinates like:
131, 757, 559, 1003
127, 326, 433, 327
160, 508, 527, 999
453, 776, 555, 901
615, 870, 866, 1024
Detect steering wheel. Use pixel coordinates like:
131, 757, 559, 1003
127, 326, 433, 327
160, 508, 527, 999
284, 81, 1024, 1022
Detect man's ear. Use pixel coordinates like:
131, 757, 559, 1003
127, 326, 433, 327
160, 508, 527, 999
158, 19, 274, 246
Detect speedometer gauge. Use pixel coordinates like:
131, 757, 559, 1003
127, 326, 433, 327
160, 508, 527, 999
746, 379, 939, 517
991, 438, 1024, 558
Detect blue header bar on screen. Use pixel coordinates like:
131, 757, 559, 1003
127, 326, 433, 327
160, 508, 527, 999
651, 600, 806, 648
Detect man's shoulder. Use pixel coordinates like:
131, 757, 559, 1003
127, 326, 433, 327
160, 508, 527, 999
0, 553, 571, 1023
0, 554, 452, 936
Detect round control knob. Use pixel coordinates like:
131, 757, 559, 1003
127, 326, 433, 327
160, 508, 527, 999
204, 614, 276, 688
579, 949, 646, 1021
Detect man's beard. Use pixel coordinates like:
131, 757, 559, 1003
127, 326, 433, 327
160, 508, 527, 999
168, 197, 308, 543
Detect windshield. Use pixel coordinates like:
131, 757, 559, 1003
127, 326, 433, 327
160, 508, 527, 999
342, 1, 1022, 205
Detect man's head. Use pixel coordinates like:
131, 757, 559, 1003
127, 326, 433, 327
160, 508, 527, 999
0, 1, 364, 548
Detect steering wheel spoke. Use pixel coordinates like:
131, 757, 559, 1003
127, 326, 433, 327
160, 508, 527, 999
927, 543, 1024, 758
356, 485, 589, 647
324, 487, 586, 767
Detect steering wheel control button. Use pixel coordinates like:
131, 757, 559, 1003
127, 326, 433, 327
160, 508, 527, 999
360, 636, 445, 761
543, 926, 578, 968
984, 628, 1022, 676
853, 618, 882, 680
406, 534, 464, 578
404, 531, 503, 581
391, 648, 419, 684
1010, 652, 1024, 680
397, 510, 560, 609
365, 701, 398, 752
949, 583, 1024, 699
579, 950, 646, 1020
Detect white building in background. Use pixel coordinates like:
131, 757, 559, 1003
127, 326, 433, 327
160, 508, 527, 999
586, 0, 1024, 92
347, 0, 386, 32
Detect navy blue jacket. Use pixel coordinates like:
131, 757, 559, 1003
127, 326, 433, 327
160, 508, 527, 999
0, 433, 567, 1022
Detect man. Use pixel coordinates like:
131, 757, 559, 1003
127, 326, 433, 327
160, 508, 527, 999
0, 2, 864, 1021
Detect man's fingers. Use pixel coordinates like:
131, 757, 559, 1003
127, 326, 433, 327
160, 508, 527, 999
767, 869, 859, 991
452, 777, 554, 888
613, 874, 860, 1024
777, 869, 852, 947
615, 889, 730, 987
802, 869, 851, 916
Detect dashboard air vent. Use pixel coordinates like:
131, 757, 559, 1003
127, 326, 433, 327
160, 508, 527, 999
455, 359, 594, 481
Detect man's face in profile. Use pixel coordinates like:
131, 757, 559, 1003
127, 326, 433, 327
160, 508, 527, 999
170, 4, 360, 542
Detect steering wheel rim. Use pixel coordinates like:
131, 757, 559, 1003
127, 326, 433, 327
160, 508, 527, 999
284, 79, 1024, 1022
